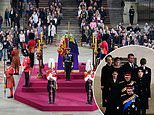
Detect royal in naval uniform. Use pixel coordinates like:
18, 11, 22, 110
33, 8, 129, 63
63, 48, 73, 80
120, 86, 140, 115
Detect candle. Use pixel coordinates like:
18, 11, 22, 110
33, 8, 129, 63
38, 40, 41, 52
40, 32, 43, 43
92, 33, 95, 44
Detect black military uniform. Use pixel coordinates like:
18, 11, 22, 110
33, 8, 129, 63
85, 79, 93, 104
105, 76, 121, 115
129, 6, 135, 25
121, 93, 140, 115
121, 62, 138, 81
136, 68, 151, 115
47, 79, 56, 104
140, 66, 151, 98
119, 80, 138, 96
63, 48, 73, 80
101, 64, 114, 107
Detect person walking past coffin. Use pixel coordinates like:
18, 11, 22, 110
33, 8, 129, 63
47, 22, 56, 45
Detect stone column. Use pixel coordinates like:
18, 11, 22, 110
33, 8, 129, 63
123, 1, 138, 25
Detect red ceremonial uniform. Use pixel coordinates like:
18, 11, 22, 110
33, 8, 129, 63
28, 40, 36, 53
100, 41, 108, 55
5, 66, 15, 88
22, 57, 31, 72
11, 48, 20, 74
5, 66, 15, 98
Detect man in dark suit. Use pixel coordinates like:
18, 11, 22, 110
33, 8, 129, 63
139, 58, 151, 98
129, 6, 135, 25
121, 53, 138, 81
101, 55, 114, 107
136, 67, 151, 115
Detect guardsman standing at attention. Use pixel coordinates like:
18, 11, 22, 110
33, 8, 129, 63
129, 6, 135, 25
11, 45, 20, 75
120, 85, 140, 115
63, 48, 73, 81
22, 50, 31, 87
5, 66, 15, 98
28, 32, 36, 68
84, 60, 94, 105
47, 70, 57, 104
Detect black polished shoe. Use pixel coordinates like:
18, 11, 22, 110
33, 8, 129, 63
48, 101, 52, 104
7, 96, 13, 98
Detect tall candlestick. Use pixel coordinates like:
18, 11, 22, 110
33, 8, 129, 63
40, 32, 43, 43
38, 40, 41, 52
92, 33, 95, 44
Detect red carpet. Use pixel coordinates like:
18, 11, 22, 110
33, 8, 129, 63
14, 63, 98, 111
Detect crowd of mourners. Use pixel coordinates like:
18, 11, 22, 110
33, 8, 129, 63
77, 0, 154, 53
0, 0, 63, 62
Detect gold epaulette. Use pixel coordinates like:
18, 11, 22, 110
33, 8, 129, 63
119, 81, 124, 84
134, 94, 139, 97
129, 81, 136, 85
121, 94, 126, 97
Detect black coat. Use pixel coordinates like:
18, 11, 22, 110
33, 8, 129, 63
121, 62, 138, 81
101, 64, 114, 87
107, 79, 120, 110
101, 64, 114, 107
139, 66, 151, 98
136, 75, 150, 109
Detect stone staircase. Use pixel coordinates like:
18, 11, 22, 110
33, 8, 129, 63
102, 0, 110, 25
38, 0, 49, 8
107, 0, 123, 27
57, 0, 80, 42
